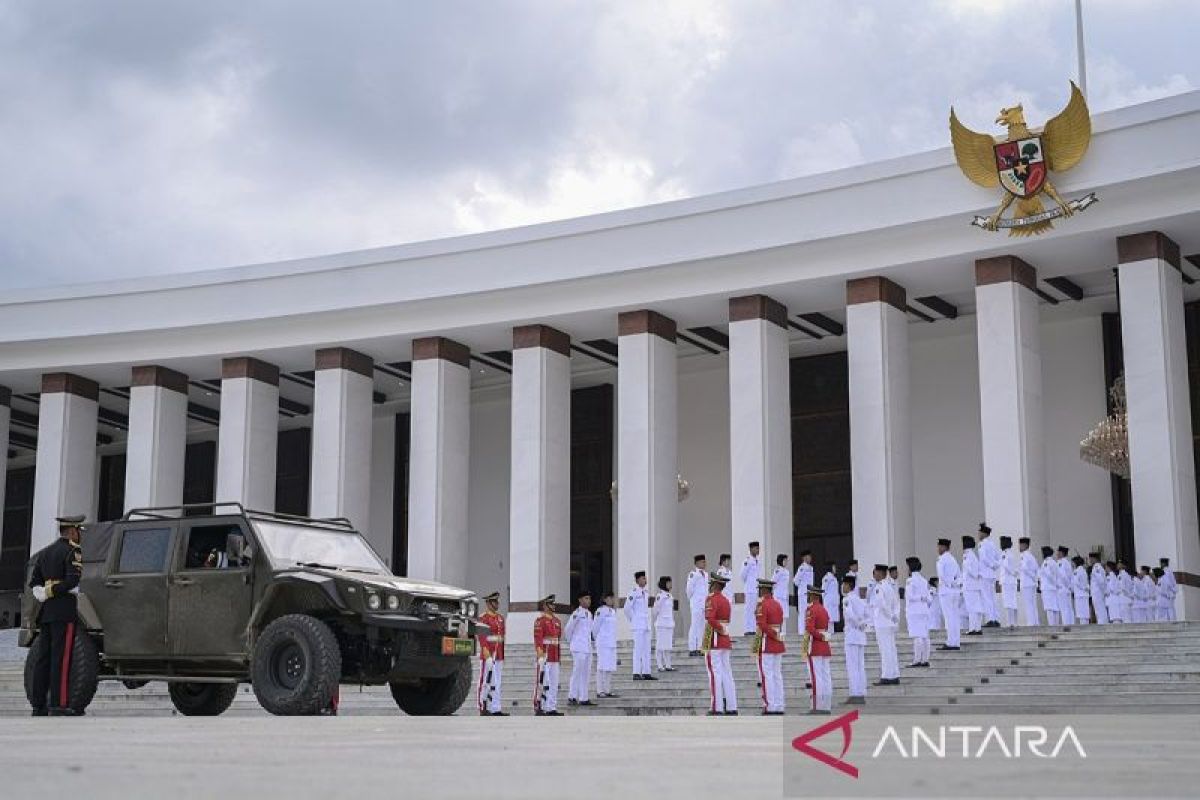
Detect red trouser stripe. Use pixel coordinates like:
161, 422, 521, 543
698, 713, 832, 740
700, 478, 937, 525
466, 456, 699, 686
757, 651, 767, 710
59, 622, 75, 708
807, 655, 817, 710
705, 652, 717, 712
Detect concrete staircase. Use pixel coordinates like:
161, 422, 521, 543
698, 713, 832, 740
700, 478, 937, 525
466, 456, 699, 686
1, 622, 1197, 716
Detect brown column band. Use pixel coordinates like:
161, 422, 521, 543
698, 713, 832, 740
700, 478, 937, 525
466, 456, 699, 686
41, 372, 100, 401
222, 357, 280, 386
0, 385, 10, 407
1176, 571, 1200, 589
132, 365, 189, 395
508, 601, 573, 614
1117, 231, 1181, 270
975, 255, 1037, 290
846, 276, 906, 311
729, 294, 788, 328
618, 309, 676, 342
315, 347, 374, 378
512, 324, 570, 357
412, 336, 471, 369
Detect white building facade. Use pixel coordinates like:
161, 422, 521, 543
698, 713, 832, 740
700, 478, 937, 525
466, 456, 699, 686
1, 92, 1199, 635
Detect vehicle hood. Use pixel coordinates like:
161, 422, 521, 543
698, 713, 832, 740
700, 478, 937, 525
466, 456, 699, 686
294, 568, 475, 600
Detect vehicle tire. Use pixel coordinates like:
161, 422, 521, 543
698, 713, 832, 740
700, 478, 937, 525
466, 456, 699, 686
389, 658, 472, 716
250, 614, 342, 716
168, 682, 239, 716
23, 625, 100, 714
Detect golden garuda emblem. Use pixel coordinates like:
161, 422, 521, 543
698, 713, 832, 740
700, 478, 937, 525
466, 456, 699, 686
950, 82, 1097, 236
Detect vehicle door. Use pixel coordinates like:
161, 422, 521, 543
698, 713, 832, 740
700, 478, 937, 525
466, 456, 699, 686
168, 518, 255, 657
95, 521, 176, 658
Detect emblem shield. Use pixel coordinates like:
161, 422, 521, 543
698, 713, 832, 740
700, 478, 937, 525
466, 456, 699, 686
994, 136, 1046, 198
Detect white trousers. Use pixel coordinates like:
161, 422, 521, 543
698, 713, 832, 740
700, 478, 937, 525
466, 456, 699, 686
1165, 602, 1177, 622
875, 627, 899, 679
687, 605, 705, 651
758, 652, 785, 712
964, 589, 984, 631
940, 593, 962, 647
982, 581, 998, 622
808, 655, 832, 711
535, 661, 560, 712
705, 649, 737, 713
1074, 597, 1090, 624
569, 650, 592, 701
595, 666, 614, 695
1059, 591, 1075, 624
632, 629, 652, 674
796, 599, 810, 635
909, 635, 930, 665
844, 642, 866, 698
743, 598, 757, 634
655, 626, 674, 670
1093, 596, 1109, 624
477, 658, 503, 713
1003, 606, 1018, 627
1020, 585, 1039, 626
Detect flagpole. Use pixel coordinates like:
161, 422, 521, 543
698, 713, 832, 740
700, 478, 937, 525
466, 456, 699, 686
1075, 0, 1088, 99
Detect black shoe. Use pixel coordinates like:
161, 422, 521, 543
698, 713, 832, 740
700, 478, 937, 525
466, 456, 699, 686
644, 674, 658, 681
30, 708, 47, 717
985, 621, 1001, 628
807, 709, 832, 715
666, 667, 677, 672
967, 630, 983, 636
479, 710, 491, 716
606, 692, 620, 698
907, 663, 922, 668
632, 674, 644, 681
724, 710, 739, 716
938, 645, 960, 651
804, 683, 812, 690
543, 710, 563, 716
48, 707, 81, 717
491, 711, 510, 716
579, 700, 593, 706
568, 698, 578, 706
920, 662, 931, 667
707, 710, 723, 716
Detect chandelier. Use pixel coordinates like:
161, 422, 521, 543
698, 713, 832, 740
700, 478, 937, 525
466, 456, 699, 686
1079, 376, 1129, 478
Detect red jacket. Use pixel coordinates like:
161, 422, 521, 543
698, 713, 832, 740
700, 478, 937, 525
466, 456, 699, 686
757, 596, 786, 655
806, 602, 832, 657
533, 613, 562, 663
479, 610, 505, 661
704, 591, 732, 650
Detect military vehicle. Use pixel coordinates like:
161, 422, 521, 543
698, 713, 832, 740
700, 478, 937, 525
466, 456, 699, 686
20, 503, 479, 716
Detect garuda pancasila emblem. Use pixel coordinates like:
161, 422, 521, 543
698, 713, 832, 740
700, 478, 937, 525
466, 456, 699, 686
950, 82, 1097, 236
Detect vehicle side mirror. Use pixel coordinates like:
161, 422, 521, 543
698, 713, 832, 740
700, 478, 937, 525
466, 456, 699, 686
227, 533, 248, 567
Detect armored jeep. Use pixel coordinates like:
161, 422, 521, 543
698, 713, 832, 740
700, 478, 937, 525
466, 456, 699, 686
20, 503, 479, 716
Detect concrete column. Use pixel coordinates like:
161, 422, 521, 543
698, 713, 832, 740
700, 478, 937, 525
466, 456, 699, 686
216, 357, 279, 511
31, 373, 99, 551
0, 386, 9, 553
846, 277, 915, 565
124, 366, 189, 513
617, 310, 678, 602
728, 295, 793, 624
310, 347, 374, 531
407, 337, 470, 586
507, 325, 571, 640
974, 256, 1048, 543
1117, 231, 1200, 619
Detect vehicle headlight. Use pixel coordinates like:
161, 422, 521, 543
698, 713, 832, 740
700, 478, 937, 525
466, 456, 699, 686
366, 593, 382, 610
386, 594, 400, 611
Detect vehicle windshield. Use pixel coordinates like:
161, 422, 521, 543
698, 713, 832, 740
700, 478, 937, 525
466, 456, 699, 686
252, 520, 389, 573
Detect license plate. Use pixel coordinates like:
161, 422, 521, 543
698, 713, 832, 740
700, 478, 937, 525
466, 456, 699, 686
441, 636, 475, 656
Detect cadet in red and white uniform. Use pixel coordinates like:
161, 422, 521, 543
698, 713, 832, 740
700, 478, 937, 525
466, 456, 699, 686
477, 591, 508, 716
805, 585, 833, 714
532, 594, 563, 716
754, 577, 785, 715
703, 572, 738, 715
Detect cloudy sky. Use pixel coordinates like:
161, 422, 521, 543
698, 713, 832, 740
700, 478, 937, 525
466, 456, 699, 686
1, 0, 1195, 289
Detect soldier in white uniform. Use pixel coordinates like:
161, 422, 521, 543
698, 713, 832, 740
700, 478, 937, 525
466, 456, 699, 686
739, 542, 761, 636
821, 561, 841, 629
928, 577, 943, 631
870, 564, 901, 685
1117, 560, 1135, 624
792, 550, 815, 636
841, 575, 868, 704
1104, 561, 1123, 623
1159, 558, 1178, 621
1039, 546, 1060, 625
1134, 566, 1154, 623
717, 554, 734, 604
1055, 547, 1075, 625
935, 538, 962, 651
1089, 552, 1109, 624
1071, 556, 1091, 625
904, 556, 932, 668
1153, 568, 1173, 621
625, 571, 655, 680
998, 536, 1019, 628
564, 591, 594, 706
592, 592, 619, 698
1018, 538, 1040, 626
685, 554, 708, 656
976, 524, 1002, 628
771, 554, 791, 627
653, 576, 676, 671
961, 535, 985, 636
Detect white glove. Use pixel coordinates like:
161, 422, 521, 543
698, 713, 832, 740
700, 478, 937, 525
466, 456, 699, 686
31, 585, 47, 602
70, 587, 81, 595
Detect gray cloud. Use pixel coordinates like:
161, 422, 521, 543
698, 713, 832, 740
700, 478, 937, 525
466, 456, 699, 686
0, 0, 1195, 288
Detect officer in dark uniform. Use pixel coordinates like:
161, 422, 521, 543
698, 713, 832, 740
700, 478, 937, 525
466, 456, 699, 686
28, 514, 86, 716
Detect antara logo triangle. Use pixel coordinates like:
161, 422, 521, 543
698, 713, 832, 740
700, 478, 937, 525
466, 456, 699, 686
791, 709, 859, 778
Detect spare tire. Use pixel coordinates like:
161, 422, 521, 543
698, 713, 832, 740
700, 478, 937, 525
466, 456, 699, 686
23, 625, 100, 714
250, 614, 341, 716
168, 682, 239, 716
390, 658, 472, 716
